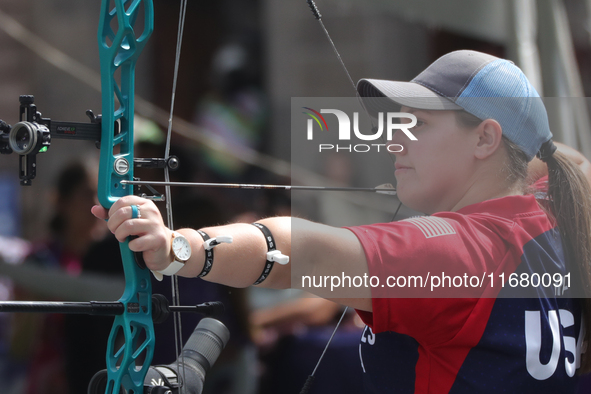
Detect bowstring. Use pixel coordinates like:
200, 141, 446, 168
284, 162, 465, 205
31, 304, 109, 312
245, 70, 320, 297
312, 2, 399, 214
299, 3, 403, 393
165, 0, 189, 392
356, 96, 402, 221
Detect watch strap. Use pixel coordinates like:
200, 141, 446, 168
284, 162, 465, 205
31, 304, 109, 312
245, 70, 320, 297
158, 260, 186, 276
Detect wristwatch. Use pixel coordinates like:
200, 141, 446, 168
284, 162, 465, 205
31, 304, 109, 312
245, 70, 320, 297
158, 231, 192, 277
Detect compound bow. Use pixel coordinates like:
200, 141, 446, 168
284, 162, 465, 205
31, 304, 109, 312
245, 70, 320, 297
0, 1, 402, 393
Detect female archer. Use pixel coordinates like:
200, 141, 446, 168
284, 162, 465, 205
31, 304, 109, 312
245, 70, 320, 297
93, 50, 591, 393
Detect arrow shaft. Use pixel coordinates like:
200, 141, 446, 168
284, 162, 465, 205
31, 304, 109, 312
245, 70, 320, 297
122, 179, 395, 194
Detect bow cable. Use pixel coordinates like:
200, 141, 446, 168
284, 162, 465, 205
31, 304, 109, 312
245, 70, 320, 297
306, 0, 399, 180
299, 306, 349, 394
164, 0, 189, 392
306, 1, 356, 92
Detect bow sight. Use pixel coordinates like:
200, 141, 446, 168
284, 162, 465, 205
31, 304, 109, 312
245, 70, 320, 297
0, 95, 179, 188
0, 95, 102, 185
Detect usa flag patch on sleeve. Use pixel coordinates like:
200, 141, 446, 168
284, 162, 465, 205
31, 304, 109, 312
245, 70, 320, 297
402, 216, 456, 238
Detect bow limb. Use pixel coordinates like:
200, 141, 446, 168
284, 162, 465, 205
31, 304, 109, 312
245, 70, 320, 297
98, 1, 155, 393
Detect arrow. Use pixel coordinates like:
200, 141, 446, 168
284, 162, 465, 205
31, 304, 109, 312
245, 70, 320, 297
121, 179, 397, 195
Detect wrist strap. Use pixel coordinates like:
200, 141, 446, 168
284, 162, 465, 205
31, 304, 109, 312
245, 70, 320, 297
196, 230, 233, 277
251, 222, 289, 285
197, 230, 214, 278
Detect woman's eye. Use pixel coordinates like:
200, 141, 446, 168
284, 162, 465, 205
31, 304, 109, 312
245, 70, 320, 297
411, 120, 424, 129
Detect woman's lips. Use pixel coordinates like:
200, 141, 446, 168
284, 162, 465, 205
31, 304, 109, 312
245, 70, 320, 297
394, 163, 412, 175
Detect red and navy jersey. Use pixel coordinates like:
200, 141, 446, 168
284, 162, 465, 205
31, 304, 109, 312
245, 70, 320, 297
347, 194, 584, 393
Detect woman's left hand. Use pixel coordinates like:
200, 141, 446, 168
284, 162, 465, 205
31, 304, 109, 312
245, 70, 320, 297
91, 196, 173, 272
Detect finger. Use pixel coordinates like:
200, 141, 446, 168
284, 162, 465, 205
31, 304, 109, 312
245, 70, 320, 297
106, 204, 138, 235
108, 195, 151, 218
113, 218, 168, 246
91, 205, 109, 220
108, 202, 164, 235
110, 198, 161, 223
129, 234, 171, 271
131, 200, 162, 221
112, 218, 156, 242
128, 231, 169, 253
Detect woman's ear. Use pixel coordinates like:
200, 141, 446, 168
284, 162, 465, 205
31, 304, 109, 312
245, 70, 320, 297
474, 119, 503, 160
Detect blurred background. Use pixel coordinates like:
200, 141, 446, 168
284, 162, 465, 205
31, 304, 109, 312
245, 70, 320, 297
0, 0, 589, 393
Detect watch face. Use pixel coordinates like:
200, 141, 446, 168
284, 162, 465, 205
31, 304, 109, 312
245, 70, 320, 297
172, 235, 191, 262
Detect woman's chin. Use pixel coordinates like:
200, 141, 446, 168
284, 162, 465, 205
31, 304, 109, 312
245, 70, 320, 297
397, 192, 431, 215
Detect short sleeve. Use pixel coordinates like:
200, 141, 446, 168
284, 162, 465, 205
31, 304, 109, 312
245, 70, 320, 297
346, 213, 513, 345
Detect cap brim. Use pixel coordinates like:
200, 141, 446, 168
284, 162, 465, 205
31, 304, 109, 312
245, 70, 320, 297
357, 78, 462, 113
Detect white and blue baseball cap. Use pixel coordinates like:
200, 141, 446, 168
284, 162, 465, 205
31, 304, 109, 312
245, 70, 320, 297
357, 50, 552, 161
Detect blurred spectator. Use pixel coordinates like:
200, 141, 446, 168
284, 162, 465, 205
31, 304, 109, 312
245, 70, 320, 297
193, 40, 267, 179
10, 161, 105, 394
